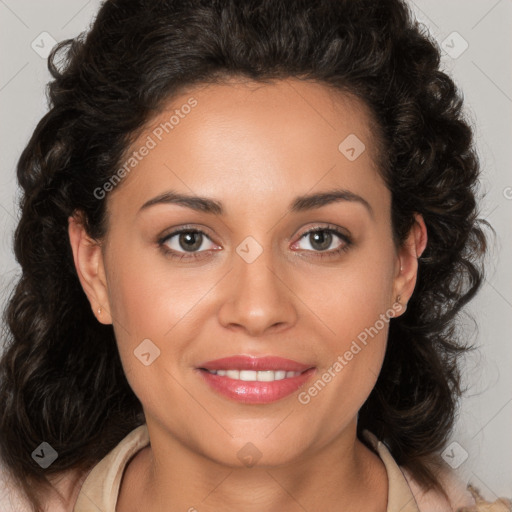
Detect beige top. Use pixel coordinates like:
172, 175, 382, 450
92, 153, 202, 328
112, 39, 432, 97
72, 424, 509, 512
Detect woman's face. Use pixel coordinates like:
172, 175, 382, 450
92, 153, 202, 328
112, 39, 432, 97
71, 77, 423, 467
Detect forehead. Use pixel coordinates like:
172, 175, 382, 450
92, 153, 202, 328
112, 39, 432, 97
165, 77, 382, 166
106, 77, 388, 219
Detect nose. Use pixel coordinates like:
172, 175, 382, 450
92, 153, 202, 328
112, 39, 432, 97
217, 242, 298, 337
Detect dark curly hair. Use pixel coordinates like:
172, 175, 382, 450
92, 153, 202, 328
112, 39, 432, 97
0, 0, 491, 509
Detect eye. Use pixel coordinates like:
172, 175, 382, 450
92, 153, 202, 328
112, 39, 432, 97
157, 225, 352, 261
291, 226, 352, 257
158, 228, 219, 259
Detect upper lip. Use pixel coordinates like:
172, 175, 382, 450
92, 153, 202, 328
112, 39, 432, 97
198, 355, 314, 372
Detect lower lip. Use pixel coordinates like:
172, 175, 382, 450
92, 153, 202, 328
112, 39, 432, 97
197, 368, 316, 404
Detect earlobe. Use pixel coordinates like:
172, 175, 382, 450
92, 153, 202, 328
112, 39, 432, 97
392, 213, 428, 315
68, 213, 112, 324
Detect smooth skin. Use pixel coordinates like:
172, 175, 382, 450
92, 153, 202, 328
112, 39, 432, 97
68, 77, 427, 512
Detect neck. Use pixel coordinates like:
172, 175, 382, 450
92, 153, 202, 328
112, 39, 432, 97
118, 420, 388, 512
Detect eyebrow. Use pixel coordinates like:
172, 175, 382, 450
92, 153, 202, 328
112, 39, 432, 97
138, 188, 373, 218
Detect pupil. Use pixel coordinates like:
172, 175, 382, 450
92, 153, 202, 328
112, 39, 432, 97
180, 232, 202, 251
310, 231, 331, 251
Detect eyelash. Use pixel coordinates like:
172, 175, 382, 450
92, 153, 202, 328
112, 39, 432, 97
157, 224, 353, 261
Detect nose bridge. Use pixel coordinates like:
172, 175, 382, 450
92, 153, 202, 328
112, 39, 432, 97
217, 235, 297, 334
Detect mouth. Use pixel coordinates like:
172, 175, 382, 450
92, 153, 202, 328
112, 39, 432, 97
196, 355, 316, 404
201, 368, 305, 381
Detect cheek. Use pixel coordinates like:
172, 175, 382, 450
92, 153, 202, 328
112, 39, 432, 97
106, 241, 209, 338
103, 244, 220, 395
291, 239, 396, 413
292, 247, 396, 346
295, 269, 393, 435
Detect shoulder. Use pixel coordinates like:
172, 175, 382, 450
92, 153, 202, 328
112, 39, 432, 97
457, 485, 512, 512
1, 425, 149, 512
0, 463, 32, 512
47, 468, 90, 512
361, 430, 511, 512
402, 461, 511, 512
0, 459, 90, 512
401, 462, 474, 511
0, 454, 94, 512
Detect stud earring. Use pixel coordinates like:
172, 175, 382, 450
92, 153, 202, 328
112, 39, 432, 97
97, 307, 102, 315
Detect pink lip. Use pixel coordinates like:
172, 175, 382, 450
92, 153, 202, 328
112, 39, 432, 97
196, 356, 316, 404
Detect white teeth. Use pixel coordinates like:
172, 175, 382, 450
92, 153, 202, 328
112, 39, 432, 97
226, 370, 240, 379
257, 370, 275, 382
239, 370, 257, 381
206, 369, 302, 381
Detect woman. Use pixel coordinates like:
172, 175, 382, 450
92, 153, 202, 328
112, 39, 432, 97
0, 0, 509, 511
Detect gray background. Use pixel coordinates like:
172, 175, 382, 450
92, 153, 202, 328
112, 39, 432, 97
0, 0, 510, 500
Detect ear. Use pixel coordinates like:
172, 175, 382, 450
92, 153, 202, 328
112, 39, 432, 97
68, 212, 112, 324
392, 213, 428, 316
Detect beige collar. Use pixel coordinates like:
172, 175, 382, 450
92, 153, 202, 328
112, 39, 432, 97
74, 424, 150, 511
74, 424, 420, 512
362, 429, 420, 512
